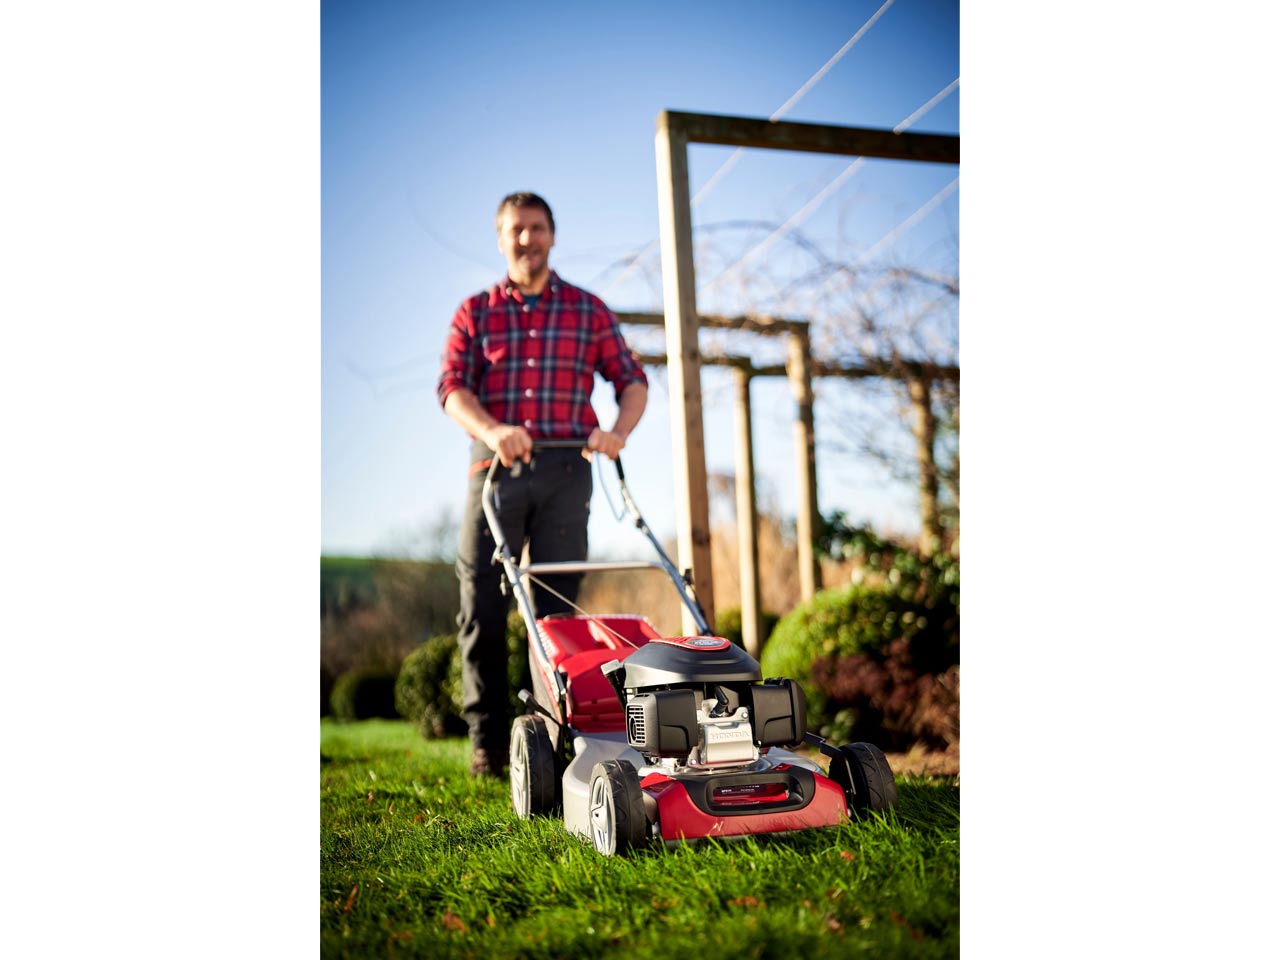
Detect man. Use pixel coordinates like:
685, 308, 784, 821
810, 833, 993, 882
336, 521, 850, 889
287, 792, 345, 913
437, 192, 648, 777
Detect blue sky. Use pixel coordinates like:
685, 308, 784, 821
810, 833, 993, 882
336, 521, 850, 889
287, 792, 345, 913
322, 0, 960, 556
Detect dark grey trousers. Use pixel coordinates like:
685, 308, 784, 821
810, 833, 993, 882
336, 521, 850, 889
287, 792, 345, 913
455, 440, 592, 754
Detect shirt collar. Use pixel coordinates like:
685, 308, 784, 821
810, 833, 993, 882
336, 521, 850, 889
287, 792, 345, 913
502, 270, 561, 300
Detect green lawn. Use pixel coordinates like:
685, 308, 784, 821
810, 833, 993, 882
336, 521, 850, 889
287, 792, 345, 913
321, 719, 959, 958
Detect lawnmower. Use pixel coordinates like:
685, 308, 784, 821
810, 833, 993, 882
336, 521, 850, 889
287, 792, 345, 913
484, 439, 898, 855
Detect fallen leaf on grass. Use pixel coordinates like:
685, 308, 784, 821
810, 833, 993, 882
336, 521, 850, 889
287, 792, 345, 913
839, 850, 855, 861
825, 888, 845, 902
827, 917, 843, 932
366, 792, 374, 803
343, 885, 358, 914
442, 911, 467, 933
728, 896, 761, 909
413, 813, 425, 824
486, 913, 496, 928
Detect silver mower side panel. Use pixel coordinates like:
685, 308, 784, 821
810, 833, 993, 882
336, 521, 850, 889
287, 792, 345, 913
562, 732, 647, 840
758, 746, 824, 775
562, 735, 828, 841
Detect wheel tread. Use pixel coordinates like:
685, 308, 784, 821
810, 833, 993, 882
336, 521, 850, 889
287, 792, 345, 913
589, 759, 647, 855
511, 714, 557, 817
834, 741, 898, 815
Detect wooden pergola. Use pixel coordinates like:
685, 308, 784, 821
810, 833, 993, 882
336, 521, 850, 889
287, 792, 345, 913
619, 312, 958, 656
650, 110, 960, 643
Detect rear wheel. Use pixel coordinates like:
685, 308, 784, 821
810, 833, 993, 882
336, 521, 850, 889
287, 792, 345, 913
829, 742, 898, 815
587, 759, 647, 855
510, 715, 556, 818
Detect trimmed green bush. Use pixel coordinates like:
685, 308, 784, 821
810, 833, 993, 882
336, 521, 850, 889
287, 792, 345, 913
395, 610, 536, 740
761, 552, 959, 750
396, 633, 467, 737
321, 666, 335, 717
329, 669, 400, 721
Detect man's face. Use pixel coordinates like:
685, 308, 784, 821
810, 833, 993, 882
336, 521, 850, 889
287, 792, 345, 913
497, 204, 555, 280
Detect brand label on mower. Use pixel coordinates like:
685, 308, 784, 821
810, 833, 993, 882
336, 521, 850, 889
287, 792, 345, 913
654, 635, 731, 651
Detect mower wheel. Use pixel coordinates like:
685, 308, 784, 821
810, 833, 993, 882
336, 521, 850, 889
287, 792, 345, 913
829, 742, 898, 816
587, 759, 647, 856
510, 714, 557, 818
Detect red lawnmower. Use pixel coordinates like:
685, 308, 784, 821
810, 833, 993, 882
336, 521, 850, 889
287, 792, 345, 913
485, 440, 897, 855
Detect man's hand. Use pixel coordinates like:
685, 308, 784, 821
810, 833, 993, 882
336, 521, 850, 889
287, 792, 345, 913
586, 427, 626, 461
483, 423, 533, 467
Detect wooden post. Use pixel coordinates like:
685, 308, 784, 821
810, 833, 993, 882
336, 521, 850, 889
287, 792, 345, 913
787, 330, 820, 600
732, 365, 762, 658
655, 111, 714, 633
907, 374, 942, 557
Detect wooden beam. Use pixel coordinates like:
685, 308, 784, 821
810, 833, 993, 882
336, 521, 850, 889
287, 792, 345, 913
616, 311, 808, 337
655, 111, 714, 633
663, 110, 960, 165
812, 358, 960, 383
787, 331, 820, 601
630, 352, 959, 385
732, 366, 762, 658
908, 375, 942, 558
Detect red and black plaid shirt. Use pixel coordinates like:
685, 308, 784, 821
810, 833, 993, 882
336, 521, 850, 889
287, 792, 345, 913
437, 271, 647, 439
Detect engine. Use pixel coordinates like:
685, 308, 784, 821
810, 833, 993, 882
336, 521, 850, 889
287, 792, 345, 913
602, 636, 807, 770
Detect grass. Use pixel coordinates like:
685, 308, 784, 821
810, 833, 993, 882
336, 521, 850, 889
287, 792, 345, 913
321, 719, 959, 959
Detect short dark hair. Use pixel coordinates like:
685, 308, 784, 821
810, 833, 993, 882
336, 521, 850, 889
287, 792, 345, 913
495, 192, 555, 234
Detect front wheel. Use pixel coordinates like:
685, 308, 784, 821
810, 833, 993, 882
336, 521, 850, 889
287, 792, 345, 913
510, 714, 557, 818
829, 742, 898, 815
587, 760, 647, 855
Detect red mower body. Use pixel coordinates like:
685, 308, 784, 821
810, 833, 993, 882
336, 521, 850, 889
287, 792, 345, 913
526, 615, 856, 844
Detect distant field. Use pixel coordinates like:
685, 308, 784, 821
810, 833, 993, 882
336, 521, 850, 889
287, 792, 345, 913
321, 720, 959, 958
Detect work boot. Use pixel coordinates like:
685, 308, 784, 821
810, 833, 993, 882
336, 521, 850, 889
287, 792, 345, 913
469, 747, 503, 778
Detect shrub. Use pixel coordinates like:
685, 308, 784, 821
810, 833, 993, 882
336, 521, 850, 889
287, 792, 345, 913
395, 610, 534, 740
321, 665, 335, 717
396, 633, 467, 738
329, 670, 400, 721
714, 606, 781, 650
761, 551, 958, 751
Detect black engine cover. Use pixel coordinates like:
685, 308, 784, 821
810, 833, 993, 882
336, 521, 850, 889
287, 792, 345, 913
626, 689, 699, 756
621, 639, 761, 689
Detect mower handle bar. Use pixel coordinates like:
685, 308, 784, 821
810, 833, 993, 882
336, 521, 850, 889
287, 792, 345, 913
478, 436, 711, 705
481, 437, 626, 487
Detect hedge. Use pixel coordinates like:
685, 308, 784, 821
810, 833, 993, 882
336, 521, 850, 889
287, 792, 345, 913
761, 553, 959, 751
329, 669, 400, 721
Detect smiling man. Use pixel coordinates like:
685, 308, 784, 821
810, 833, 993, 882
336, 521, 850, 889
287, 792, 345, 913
437, 192, 648, 778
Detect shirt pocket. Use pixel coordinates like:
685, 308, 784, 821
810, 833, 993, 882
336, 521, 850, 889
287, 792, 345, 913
481, 325, 516, 368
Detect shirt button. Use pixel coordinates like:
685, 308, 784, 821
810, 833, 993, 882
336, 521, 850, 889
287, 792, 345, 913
524, 420, 533, 428
527, 358, 536, 368
529, 329, 537, 338
524, 388, 533, 398
522, 304, 531, 313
